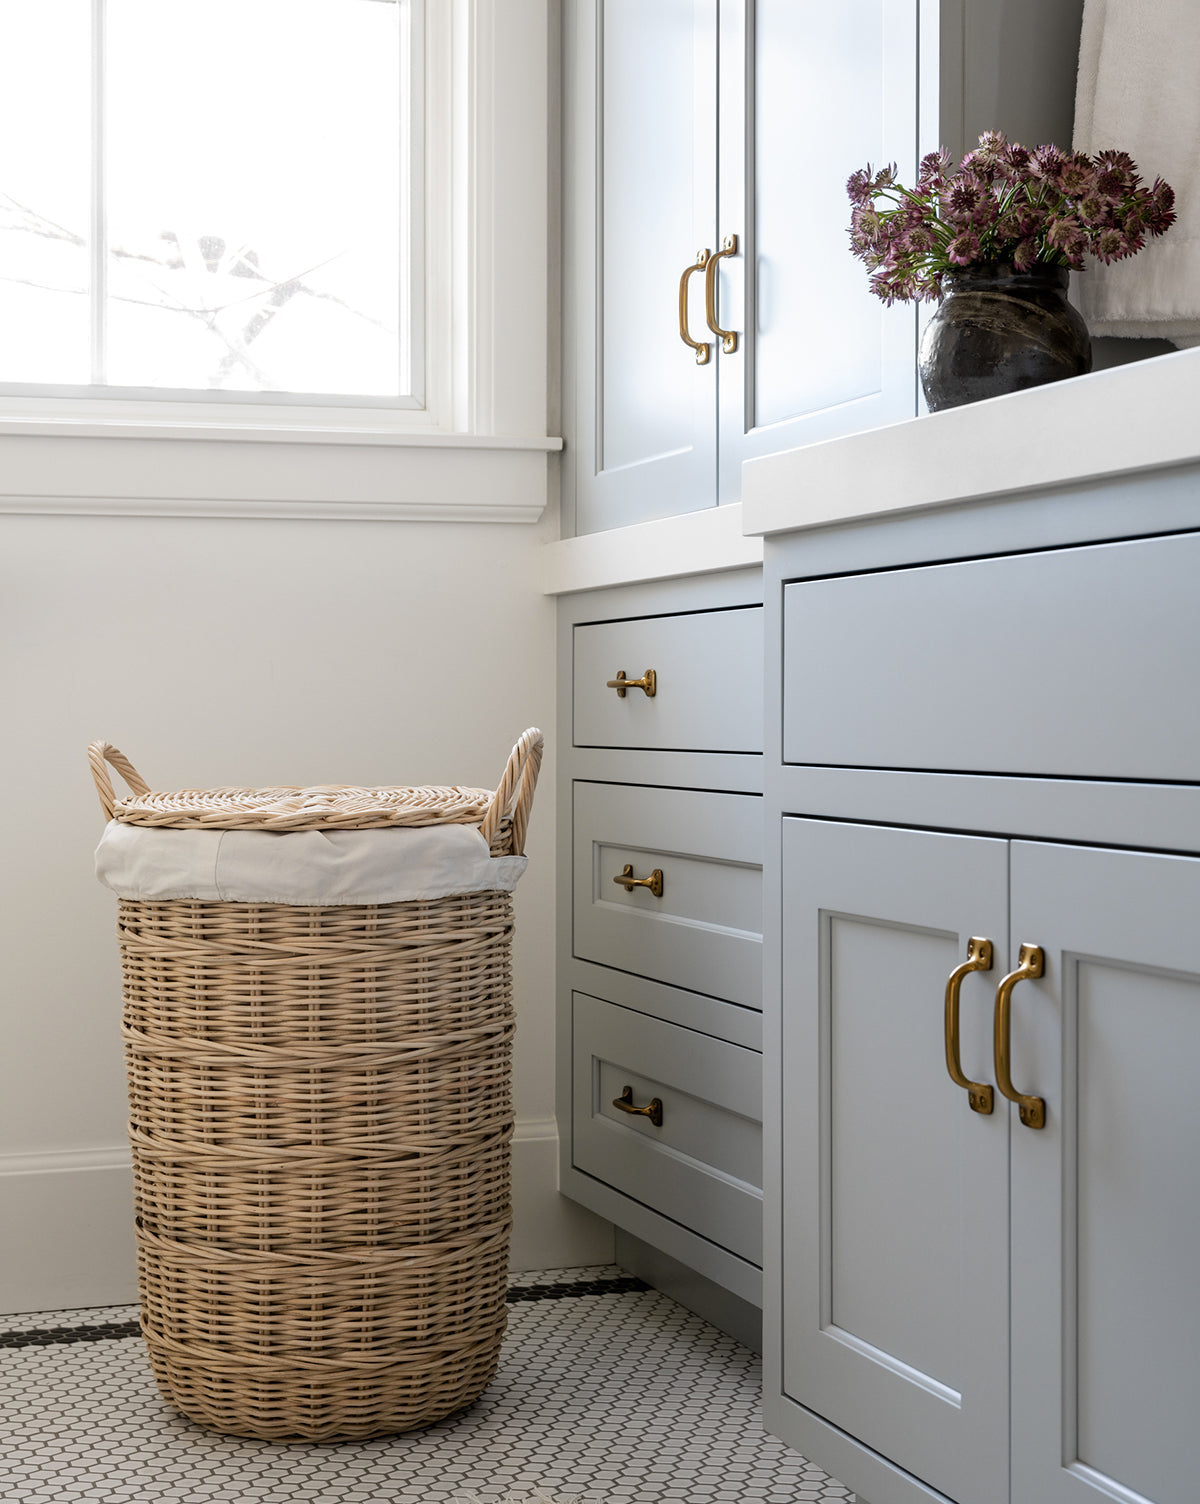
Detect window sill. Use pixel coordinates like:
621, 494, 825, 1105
0, 425, 563, 523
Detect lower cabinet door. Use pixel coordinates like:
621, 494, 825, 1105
1010, 841, 1200, 1504
572, 991, 763, 1266
781, 818, 1010, 1504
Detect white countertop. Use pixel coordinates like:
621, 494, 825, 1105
742, 346, 1200, 537
543, 347, 1200, 593
541, 500, 763, 595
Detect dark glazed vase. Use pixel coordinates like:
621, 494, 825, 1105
919, 263, 1091, 412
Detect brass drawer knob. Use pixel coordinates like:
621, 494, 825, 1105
613, 864, 664, 898
606, 669, 656, 698
613, 1085, 663, 1127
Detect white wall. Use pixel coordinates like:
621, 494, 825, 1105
0, 0, 612, 1314
0, 502, 610, 1313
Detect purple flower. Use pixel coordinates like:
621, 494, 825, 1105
918, 148, 952, 188
1058, 155, 1095, 197
1093, 168, 1126, 201
1148, 178, 1177, 234
846, 168, 874, 206
1001, 141, 1032, 177
868, 269, 900, 305
845, 134, 1175, 304
852, 206, 881, 239
1095, 149, 1137, 189
922, 271, 947, 304
1029, 143, 1066, 181
1092, 227, 1131, 263
946, 176, 984, 220
958, 149, 1003, 184
1046, 215, 1089, 265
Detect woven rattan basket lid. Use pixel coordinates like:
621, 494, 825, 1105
88, 731, 543, 847
108, 782, 494, 832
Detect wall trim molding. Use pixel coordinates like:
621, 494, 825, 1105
0, 436, 557, 522
0, 1145, 132, 1178
0, 496, 549, 525
0, 1122, 613, 1314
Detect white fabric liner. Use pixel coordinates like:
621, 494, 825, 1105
95, 820, 528, 906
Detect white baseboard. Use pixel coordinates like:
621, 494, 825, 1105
510, 1118, 614, 1272
0, 1146, 139, 1315
0, 1123, 613, 1316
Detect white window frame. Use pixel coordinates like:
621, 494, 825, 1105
0, 0, 560, 522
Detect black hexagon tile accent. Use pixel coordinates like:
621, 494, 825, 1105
0, 1266, 855, 1503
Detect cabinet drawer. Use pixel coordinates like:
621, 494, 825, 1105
573, 782, 763, 1008
571, 992, 762, 1267
783, 530, 1200, 781
574, 606, 763, 752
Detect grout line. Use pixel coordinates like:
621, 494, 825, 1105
1, 1275, 651, 1350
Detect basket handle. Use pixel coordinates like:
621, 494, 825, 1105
480, 728, 544, 856
88, 741, 151, 822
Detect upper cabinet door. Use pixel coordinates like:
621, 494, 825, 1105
1009, 841, 1200, 1504
716, 0, 919, 501
567, 0, 719, 536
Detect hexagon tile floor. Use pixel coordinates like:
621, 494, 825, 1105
0, 1265, 856, 1504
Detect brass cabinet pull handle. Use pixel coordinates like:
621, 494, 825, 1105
704, 233, 738, 353
613, 1084, 663, 1127
613, 863, 664, 898
678, 249, 712, 364
606, 669, 656, 698
993, 943, 1046, 1129
944, 937, 995, 1114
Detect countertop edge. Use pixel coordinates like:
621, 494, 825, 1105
741, 347, 1200, 538
541, 503, 763, 595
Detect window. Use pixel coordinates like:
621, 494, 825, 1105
0, 0, 423, 406
0, 0, 557, 520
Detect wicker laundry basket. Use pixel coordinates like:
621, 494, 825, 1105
88, 731, 542, 1442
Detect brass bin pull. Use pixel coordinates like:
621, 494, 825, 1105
606, 669, 656, 698
678, 249, 712, 364
944, 937, 995, 1114
704, 233, 739, 353
993, 943, 1046, 1129
613, 864, 664, 898
613, 1085, 663, 1127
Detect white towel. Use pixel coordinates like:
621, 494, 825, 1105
1073, 0, 1200, 345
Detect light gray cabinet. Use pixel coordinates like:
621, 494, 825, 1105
561, 0, 1085, 535
764, 470, 1200, 1504
782, 822, 1200, 1504
562, 0, 919, 534
556, 570, 765, 1305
